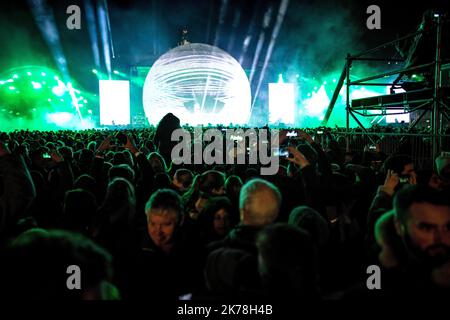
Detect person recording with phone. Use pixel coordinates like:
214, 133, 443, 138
367, 154, 418, 243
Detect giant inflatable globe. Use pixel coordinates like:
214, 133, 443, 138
143, 43, 251, 125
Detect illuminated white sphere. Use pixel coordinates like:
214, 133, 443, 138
143, 43, 251, 125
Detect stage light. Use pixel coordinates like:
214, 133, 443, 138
41, 72, 46, 76
277, 74, 284, 83
88, 109, 93, 114
269, 82, 295, 125
99, 80, 130, 125
52, 85, 65, 97
13, 74, 18, 79
48, 98, 52, 102
92, 69, 98, 74
46, 112, 73, 126
251, 0, 289, 115
31, 81, 42, 90
333, 78, 337, 83
303, 85, 329, 118
97, 1, 113, 78
54, 76, 59, 80
323, 81, 327, 85
85, 0, 101, 69
83, 99, 88, 103
28, 0, 70, 82
143, 43, 251, 125
113, 70, 119, 75
9, 86, 15, 90
27, 72, 32, 76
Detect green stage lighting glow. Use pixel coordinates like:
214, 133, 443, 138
13, 74, 18, 79
113, 70, 119, 75
27, 72, 32, 76
8, 86, 15, 90
48, 98, 52, 102
92, 69, 98, 74
54, 76, 59, 80
46, 112, 73, 126
41, 72, 46, 76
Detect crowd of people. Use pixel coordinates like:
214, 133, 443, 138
0, 112, 449, 301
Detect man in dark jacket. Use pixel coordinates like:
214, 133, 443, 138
205, 178, 281, 297
127, 188, 204, 300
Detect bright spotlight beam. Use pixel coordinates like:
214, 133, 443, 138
250, 0, 290, 121
97, 0, 112, 78
249, 6, 273, 84
214, 0, 229, 47
27, 0, 70, 81
84, 0, 101, 68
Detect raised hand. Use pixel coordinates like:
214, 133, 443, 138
96, 135, 115, 153
124, 134, 139, 154
49, 149, 64, 163
286, 146, 310, 169
382, 170, 399, 196
297, 130, 314, 143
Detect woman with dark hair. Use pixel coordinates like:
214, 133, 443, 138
90, 177, 141, 254
89, 177, 143, 296
198, 196, 233, 244
147, 152, 168, 174
182, 170, 226, 217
